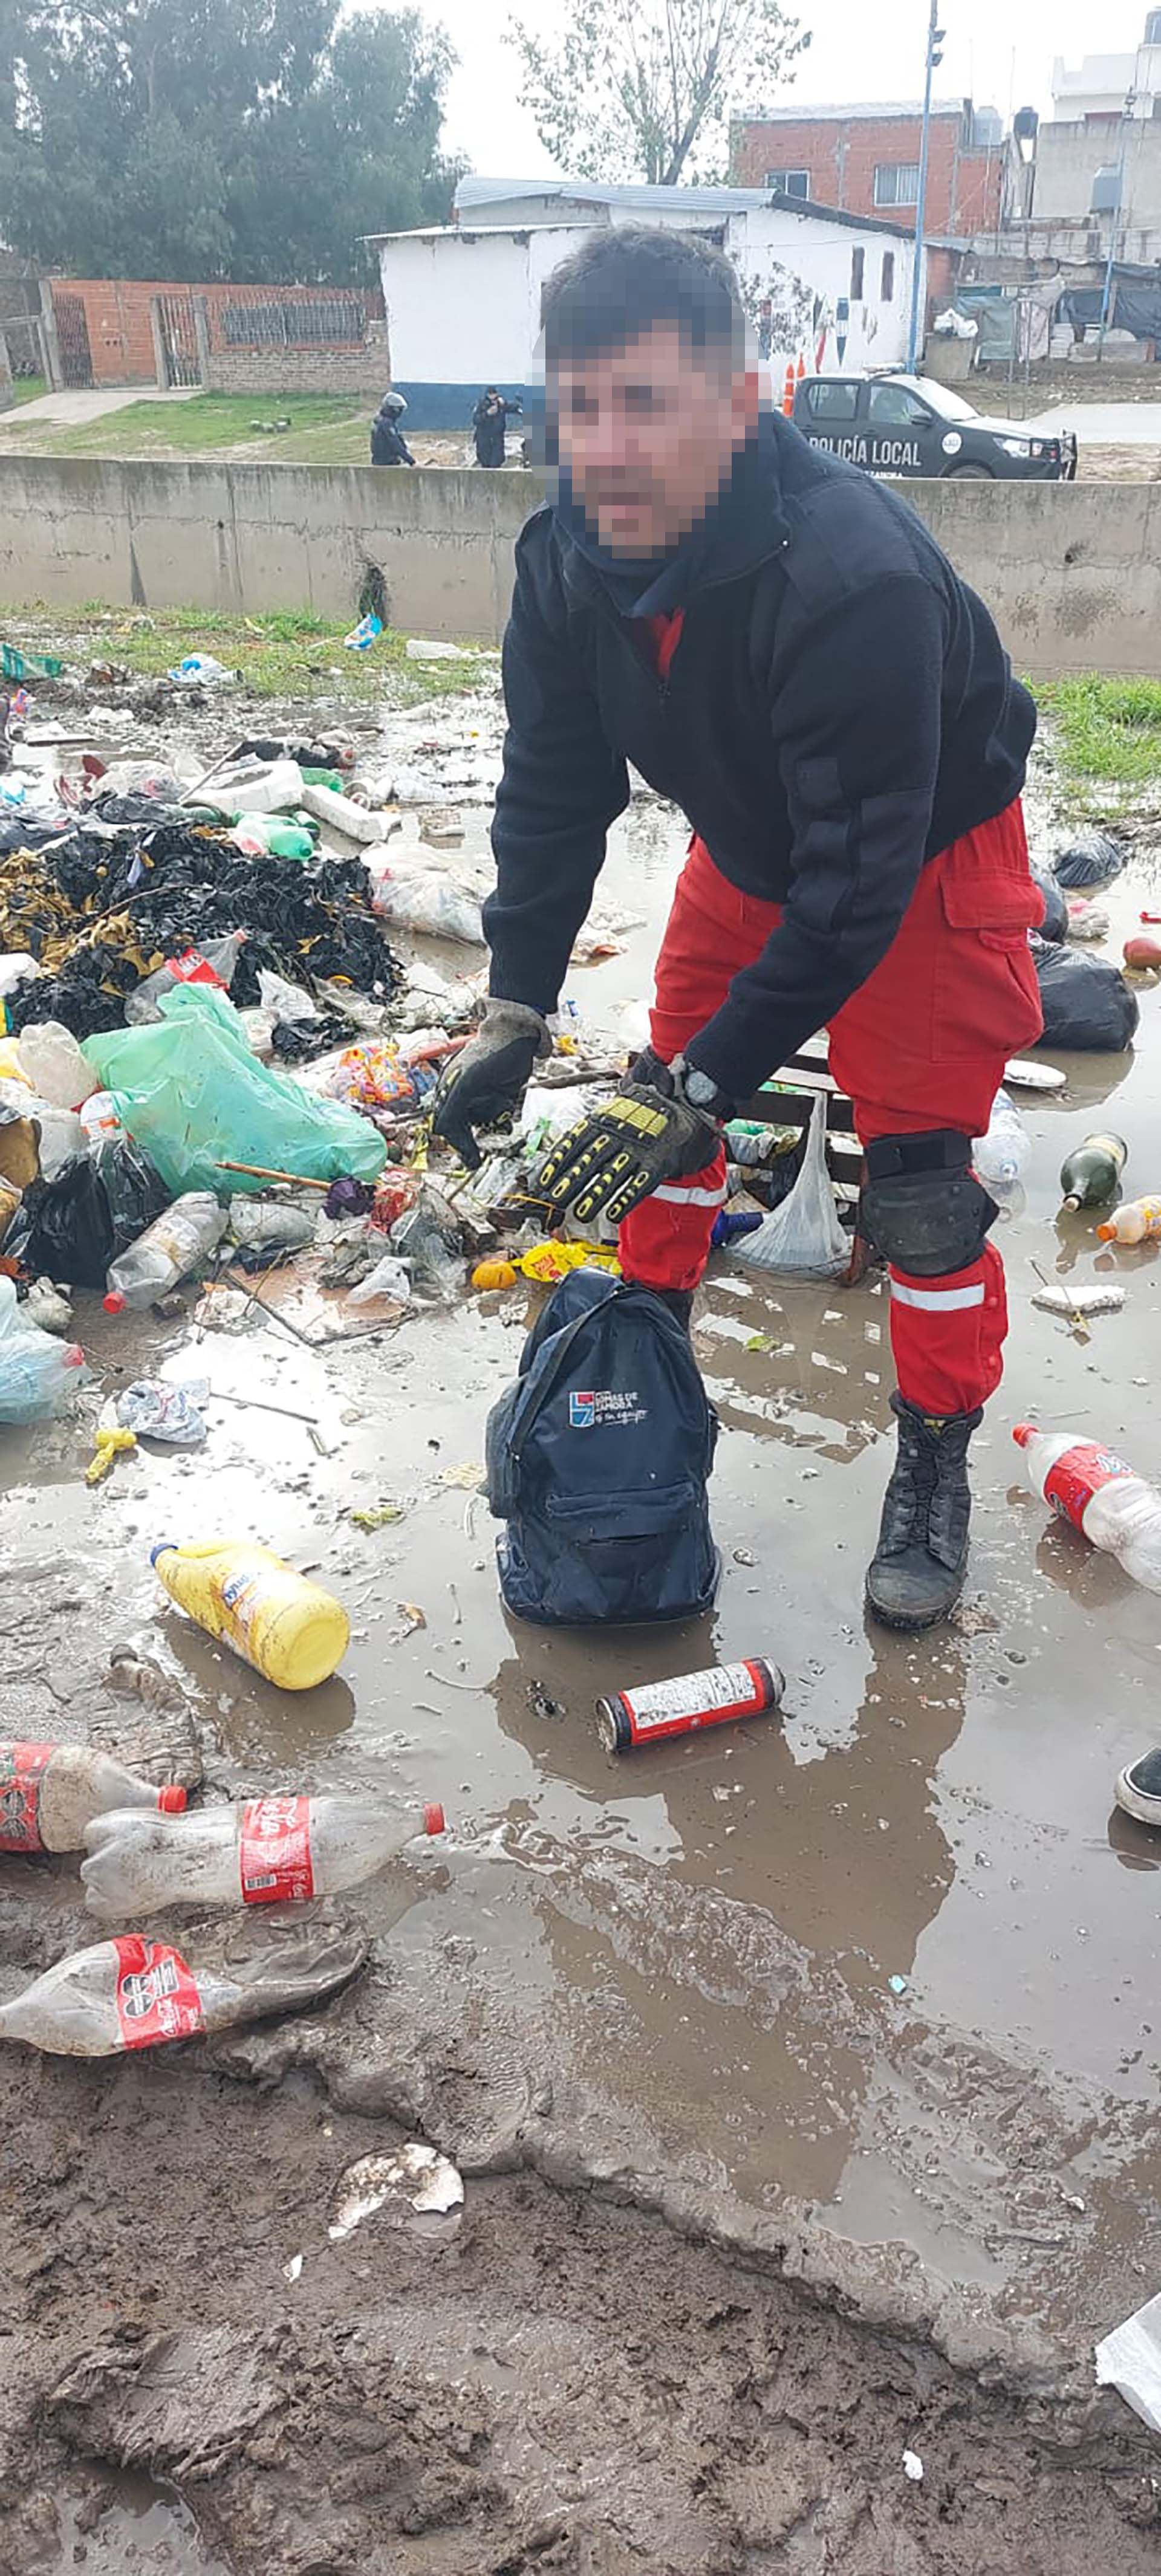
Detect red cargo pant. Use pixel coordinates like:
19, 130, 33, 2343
619, 805, 1044, 1417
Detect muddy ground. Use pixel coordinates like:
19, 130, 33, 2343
2, 664, 1161, 2572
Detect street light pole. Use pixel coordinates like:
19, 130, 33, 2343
906, 0, 944, 372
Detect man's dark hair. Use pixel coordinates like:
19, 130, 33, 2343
541, 225, 745, 369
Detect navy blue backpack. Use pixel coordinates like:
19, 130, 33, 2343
485, 1266, 721, 1626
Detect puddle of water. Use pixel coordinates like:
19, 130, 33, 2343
50, 2480, 229, 2575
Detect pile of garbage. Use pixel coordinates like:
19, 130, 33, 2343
0, 689, 640, 1403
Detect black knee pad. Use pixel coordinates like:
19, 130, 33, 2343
860, 1132, 998, 1279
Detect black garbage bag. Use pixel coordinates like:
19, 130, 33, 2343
1031, 934, 1139, 1051
0, 813, 73, 854
1032, 867, 1068, 942
92, 1135, 172, 1254
1052, 829, 1125, 891
9, 1140, 170, 1287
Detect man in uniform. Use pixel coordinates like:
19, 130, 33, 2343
434, 227, 1043, 1629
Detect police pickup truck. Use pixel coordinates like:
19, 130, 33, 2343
793, 371, 1077, 482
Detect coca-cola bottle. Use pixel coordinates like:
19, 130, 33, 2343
0, 1742, 186, 1854
1013, 1423, 1161, 1592
82, 1794, 446, 1916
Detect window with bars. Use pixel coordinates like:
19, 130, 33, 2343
220, 296, 366, 347
874, 163, 920, 207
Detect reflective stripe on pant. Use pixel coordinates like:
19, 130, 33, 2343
618, 805, 1042, 1415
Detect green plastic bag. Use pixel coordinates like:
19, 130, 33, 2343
82, 985, 386, 1196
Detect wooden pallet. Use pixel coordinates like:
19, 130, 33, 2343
735, 1037, 863, 1201
735, 1040, 871, 1284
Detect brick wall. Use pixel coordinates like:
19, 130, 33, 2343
47, 278, 382, 388
205, 348, 389, 394
731, 112, 1004, 235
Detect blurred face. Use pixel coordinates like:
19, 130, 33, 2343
553, 322, 756, 558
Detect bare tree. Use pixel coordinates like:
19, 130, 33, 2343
509, 0, 808, 189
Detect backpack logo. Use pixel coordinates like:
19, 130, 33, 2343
568, 1387, 647, 1429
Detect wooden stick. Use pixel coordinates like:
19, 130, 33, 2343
216, 1160, 333, 1189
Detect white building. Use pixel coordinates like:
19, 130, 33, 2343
367, 177, 923, 430
1052, 15, 1161, 118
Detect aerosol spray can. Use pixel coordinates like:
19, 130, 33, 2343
596, 1657, 784, 1753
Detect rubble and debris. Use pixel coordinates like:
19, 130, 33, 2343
1095, 2289, 1161, 2433
328, 2144, 464, 2237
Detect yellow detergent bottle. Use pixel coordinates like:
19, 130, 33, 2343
150, 1540, 350, 1690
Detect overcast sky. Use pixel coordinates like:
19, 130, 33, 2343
428, 0, 1134, 181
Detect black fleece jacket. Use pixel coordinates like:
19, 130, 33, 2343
484, 410, 1036, 1101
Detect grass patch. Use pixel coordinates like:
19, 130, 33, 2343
0, 391, 370, 460
0, 602, 493, 707
1036, 675, 1161, 790
9, 375, 47, 407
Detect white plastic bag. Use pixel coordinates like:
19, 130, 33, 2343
735, 1094, 848, 1279
365, 861, 484, 946
348, 1254, 411, 1308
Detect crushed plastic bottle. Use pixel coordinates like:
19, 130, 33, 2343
16, 1019, 96, 1111
82, 1794, 445, 1915
151, 1539, 350, 1689
0, 1916, 368, 2056
123, 934, 247, 1026
973, 1089, 1030, 1189
0, 1742, 186, 1852
0, 1277, 85, 1424
103, 1193, 228, 1312
1097, 1196, 1161, 1245
1013, 1423, 1161, 1593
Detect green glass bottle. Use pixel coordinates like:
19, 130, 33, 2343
1059, 1132, 1127, 1211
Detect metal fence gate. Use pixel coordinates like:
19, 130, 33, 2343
54, 293, 93, 389
157, 292, 201, 388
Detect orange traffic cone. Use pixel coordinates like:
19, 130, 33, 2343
782, 363, 795, 416
796, 352, 806, 384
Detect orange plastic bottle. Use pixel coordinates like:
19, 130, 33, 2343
1097, 1197, 1161, 1245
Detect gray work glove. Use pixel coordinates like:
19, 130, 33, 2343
431, 999, 551, 1169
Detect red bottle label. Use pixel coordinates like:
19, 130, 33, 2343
239, 1796, 315, 1904
1044, 1442, 1133, 1533
0, 1743, 55, 1852
114, 1936, 204, 2049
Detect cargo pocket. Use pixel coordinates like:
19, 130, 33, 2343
932, 839, 1044, 1065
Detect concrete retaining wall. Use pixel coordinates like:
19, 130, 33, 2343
0, 452, 1158, 674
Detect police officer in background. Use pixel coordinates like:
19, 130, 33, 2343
369, 388, 415, 466
434, 227, 1044, 1631
472, 386, 522, 468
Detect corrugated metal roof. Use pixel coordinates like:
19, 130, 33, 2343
448, 174, 917, 239
455, 174, 762, 215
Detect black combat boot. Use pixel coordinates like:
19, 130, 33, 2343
865, 1392, 983, 1630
